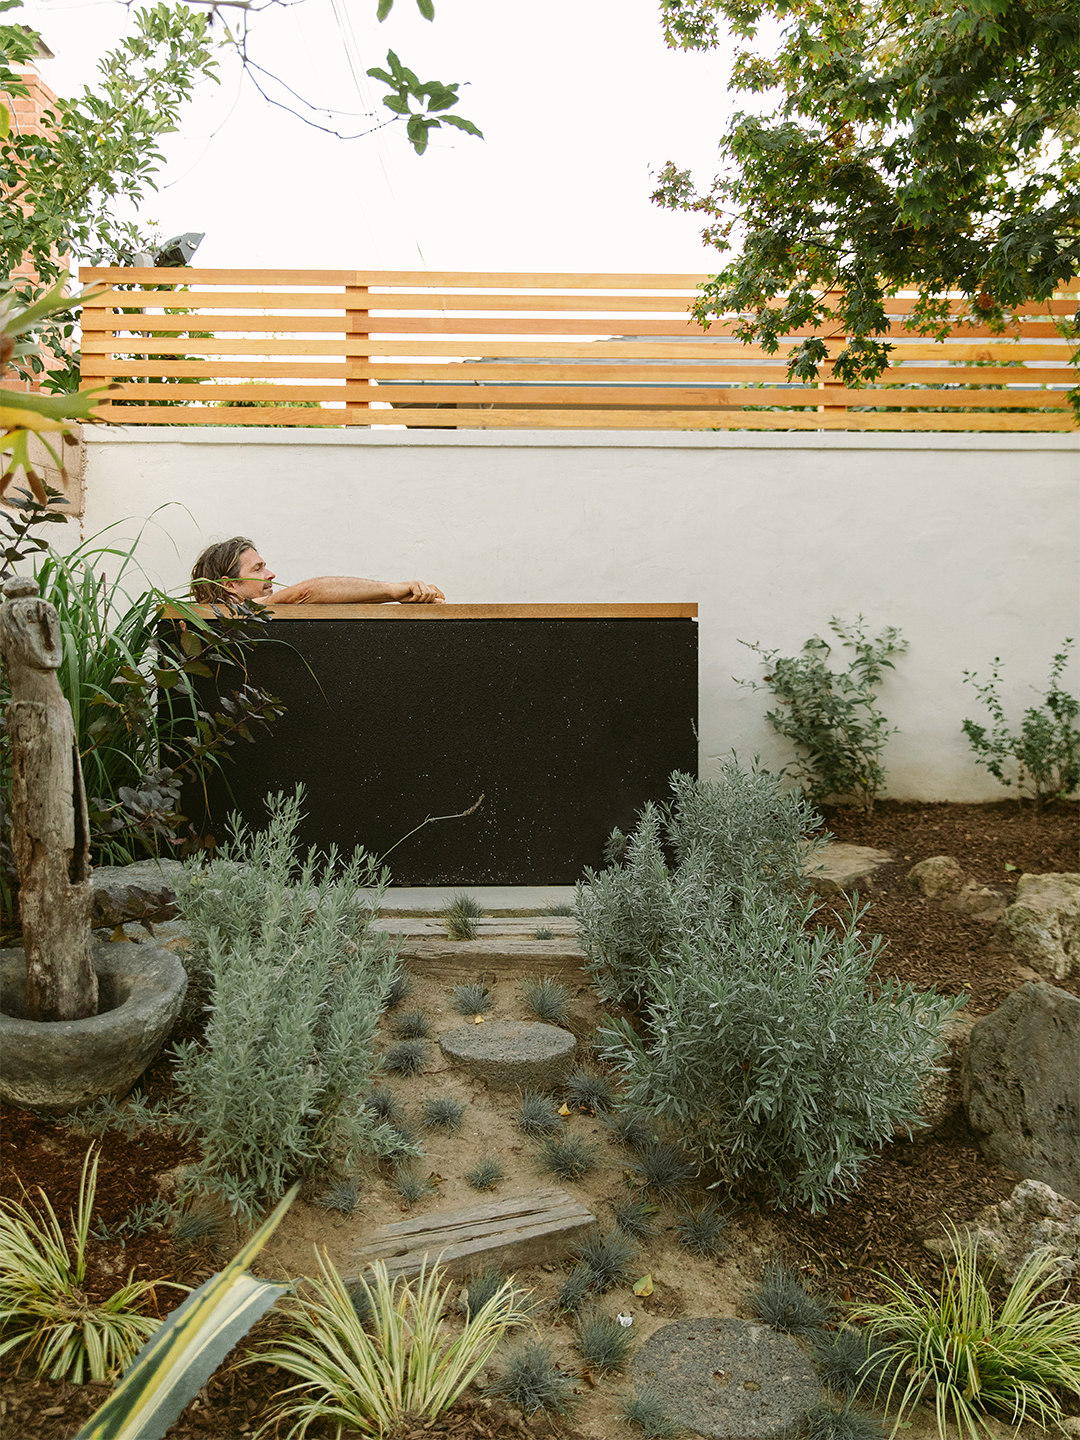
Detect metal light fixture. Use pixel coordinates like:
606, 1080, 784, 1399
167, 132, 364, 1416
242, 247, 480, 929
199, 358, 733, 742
127, 232, 205, 268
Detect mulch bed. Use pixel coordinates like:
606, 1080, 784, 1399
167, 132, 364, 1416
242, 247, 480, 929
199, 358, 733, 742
2, 799, 1077, 1439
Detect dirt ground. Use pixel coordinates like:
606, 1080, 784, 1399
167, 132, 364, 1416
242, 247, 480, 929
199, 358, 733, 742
2, 798, 1077, 1440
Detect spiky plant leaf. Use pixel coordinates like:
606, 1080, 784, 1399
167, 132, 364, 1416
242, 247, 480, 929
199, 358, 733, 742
71, 1185, 296, 1440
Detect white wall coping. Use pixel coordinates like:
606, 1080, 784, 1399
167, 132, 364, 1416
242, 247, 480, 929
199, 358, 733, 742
84, 426, 1079, 453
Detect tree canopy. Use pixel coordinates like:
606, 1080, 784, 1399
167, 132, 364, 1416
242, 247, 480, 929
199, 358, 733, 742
653, 0, 1079, 393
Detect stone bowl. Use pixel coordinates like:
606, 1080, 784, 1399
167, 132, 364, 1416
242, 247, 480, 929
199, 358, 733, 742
0, 940, 187, 1114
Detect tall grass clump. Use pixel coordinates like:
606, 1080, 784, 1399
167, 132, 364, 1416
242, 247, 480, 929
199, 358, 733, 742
170, 790, 402, 1219
522, 975, 571, 1025
749, 1259, 831, 1336
484, 1337, 578, 1416
577, 761, 825, 1006
260, 1258, 534, 1436
585, 765, 963, 1211
853, 1233, 1080, 1440
443, 893, 485, 941
0, 525, 283, 887
576, 1308, 635, 1373
0, 1148, 178, 1380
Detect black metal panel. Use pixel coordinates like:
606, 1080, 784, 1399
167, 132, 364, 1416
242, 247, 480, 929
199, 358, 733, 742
190, 619, 697, 884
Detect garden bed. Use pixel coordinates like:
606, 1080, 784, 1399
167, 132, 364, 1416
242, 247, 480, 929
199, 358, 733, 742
1, 799, 1076, 1440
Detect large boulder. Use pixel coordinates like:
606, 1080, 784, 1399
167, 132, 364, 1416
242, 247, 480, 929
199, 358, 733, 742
90, 858, 187, 929
924, 1179, 1080, 1283
996, 873, 1080, 980
963, 982, 1080, 1201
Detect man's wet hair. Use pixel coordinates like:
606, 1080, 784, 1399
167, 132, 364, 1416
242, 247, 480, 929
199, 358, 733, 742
190, 536, 256, 604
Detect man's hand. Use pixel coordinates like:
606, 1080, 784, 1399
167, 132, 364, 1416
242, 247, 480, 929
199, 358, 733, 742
392, 580, 446, 604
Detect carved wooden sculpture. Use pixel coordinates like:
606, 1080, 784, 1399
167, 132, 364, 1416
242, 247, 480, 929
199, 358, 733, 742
0, 575, 96, 1020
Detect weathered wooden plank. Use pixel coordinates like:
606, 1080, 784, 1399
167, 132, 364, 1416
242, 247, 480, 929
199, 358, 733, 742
397, 936, 586, 982
350, 1188, 595, 1281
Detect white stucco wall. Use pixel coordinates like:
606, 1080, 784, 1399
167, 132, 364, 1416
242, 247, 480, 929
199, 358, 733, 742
81, 428, 1079, 802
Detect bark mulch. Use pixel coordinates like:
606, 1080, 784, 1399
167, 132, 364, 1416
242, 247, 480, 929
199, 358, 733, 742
2, 799, 1077, 1439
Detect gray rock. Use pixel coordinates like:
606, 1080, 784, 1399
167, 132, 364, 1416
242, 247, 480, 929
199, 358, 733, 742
898, 1015, 974, 1141
941, 882, 1009, 924
632, 1318, 819, 1440
0, 940, 187, 1114
439, 1021, 576, 1091
963, 982, 1080, 1202
924, 1179, 1080, 1283
805, 843, 892, 896
90, 859, 187, 929
996, 873, 1080, 979
907, 855, 965, 898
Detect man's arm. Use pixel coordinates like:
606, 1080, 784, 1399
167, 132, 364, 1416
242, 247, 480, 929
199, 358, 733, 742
267, 576, 445, 605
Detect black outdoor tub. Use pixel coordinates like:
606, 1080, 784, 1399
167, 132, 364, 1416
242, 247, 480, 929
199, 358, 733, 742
181, 602, 698, 885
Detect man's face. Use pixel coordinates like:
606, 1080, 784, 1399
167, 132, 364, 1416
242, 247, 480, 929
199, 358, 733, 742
222, 547, 275, 601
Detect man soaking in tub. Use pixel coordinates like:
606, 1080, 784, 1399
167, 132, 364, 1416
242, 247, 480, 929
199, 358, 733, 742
190, 537, 445, 606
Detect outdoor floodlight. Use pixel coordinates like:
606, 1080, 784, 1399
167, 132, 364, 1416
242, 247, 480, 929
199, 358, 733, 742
124, 233, 205, 268
153, 232, 205, 267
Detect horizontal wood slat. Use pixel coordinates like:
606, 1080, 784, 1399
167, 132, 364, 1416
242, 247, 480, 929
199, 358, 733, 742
92, 404, 1076, 431
80, 356, 1073, 384
80, 268, 715, 288
77, 268, 1078, 433
101, 382, 1071, 408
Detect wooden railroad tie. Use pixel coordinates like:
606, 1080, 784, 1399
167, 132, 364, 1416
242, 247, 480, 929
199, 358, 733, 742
349, 1187, 595, 1282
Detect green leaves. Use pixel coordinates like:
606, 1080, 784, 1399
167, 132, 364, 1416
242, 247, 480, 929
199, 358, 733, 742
656, 0, 1080, 412
0, 5, 217, 288
740, 617, 908, 811
377, 0, 436, 18
853, 1233, 1080, 1439
961, 639, 1079, 805
366, 48, 482, 155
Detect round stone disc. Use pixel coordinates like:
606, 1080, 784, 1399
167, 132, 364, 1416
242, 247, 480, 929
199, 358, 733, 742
632, 1317, 820, 1439
438, 1020, 575, 1090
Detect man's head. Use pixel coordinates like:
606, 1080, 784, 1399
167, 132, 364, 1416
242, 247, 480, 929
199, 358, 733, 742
190, 537, 276, 604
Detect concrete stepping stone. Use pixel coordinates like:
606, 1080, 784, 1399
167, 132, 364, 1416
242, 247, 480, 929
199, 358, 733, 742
632, 1318, 819, 1440
439, 1020, 576, 1090
350, 1187, 594, 1281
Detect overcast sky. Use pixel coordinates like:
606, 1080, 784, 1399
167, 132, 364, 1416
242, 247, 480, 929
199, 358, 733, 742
26, 0, 742, 275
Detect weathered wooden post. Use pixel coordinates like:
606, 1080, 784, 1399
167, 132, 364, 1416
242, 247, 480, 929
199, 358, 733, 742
0, 575, 97, 1021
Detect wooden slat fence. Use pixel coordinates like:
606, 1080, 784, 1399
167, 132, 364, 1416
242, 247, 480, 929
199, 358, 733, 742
78, 268, 1078, 431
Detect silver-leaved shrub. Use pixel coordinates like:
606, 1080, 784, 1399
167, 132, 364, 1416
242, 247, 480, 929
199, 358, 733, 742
171, 789, 409, 1219
583, 763, 965, 1211
576, 761, 826, 1005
